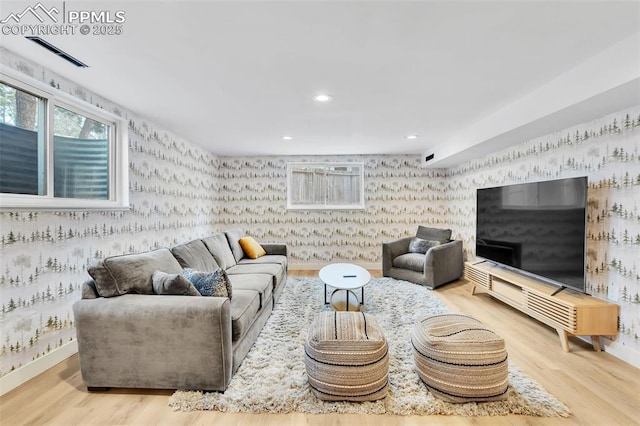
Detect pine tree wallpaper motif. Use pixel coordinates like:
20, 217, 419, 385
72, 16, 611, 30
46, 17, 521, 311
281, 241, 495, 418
446, 107, 640, 366
215, 155, 447, 265
0, 49, 219, 377
215, 109, 640, 367
1, 48, 638, 379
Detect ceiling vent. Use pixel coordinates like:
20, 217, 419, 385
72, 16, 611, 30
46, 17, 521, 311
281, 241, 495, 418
25, 36, 88, 68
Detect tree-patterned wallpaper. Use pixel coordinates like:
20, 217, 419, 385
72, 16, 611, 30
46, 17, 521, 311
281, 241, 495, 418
215, 109, 640, 367
1, 47, 638, 380
216, 155, 448, 265
0, 49, 219, 378
444, 108, 640, 366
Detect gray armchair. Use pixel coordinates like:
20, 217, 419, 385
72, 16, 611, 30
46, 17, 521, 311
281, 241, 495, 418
382, 226, 464, 289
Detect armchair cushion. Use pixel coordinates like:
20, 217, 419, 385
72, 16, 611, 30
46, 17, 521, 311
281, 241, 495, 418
408, 237, 440, 254
392, 253, 425, 272
416, 226, 452, 243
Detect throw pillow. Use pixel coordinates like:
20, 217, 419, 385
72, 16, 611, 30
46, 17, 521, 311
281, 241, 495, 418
239, 236, 267, 259
89, 249, 184, 297
181, 268, 233, 299
152, 271, 201, 296
87, 260, 119, 297
408, 237, 440, 254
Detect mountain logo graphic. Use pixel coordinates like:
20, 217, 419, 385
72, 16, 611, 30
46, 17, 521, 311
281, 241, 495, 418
0, 2, 60, 24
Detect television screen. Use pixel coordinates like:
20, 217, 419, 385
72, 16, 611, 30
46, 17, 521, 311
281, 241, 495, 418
476, 177, 588, 293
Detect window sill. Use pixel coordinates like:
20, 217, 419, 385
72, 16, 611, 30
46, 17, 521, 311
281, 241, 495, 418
0, 194, 130, 211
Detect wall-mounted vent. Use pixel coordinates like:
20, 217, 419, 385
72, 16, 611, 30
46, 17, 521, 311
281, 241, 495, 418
25, 37, 88, 68
425, 153, 435, 163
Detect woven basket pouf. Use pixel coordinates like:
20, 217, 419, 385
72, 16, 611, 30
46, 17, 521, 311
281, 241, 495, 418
305, 311, 389, 401
411, 313, 509, 403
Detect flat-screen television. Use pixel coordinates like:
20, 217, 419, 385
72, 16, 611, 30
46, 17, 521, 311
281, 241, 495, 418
476, 177, 588, 294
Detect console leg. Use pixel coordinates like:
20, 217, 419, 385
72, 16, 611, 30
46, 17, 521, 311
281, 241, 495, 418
557, 329, 570, 352
471, 284, 477, 295
591, 335, 603, 352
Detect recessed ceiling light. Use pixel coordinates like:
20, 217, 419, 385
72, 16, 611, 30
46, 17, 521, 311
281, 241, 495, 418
405, 134, 419, 140
282, 135, 293, 141
314, 94, 332, 102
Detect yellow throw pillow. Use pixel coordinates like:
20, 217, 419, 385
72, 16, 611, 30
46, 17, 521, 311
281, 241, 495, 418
239, 236, 266, 259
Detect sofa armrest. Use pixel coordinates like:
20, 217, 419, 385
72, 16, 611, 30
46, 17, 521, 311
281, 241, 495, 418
73, 294, 232, 391
424, 240, 464, 287
261, 243, 287, 257
382, 237, 412, 275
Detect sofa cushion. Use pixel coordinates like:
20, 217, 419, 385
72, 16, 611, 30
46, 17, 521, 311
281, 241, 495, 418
202, 233, 237, 270
225, 229, 245, 262
239, 236, 266, 259
171, 239, 220, 271
226, 263, 285, 290
237, 254, 287, 266
408, 237, 440, 254
230, 289, 261, 341
227, 273, 272, 309
90, 248, 182, 297
182, 268, 232, 299
152, 271, 201, 296
393, 253, 425, 272
416, 226, 452, 244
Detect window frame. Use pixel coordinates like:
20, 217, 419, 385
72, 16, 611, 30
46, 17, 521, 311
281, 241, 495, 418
286, 161, 365, 211
0, 66, 129, 211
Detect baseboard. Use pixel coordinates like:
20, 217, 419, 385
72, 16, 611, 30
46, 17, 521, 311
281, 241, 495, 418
290, 262, 379, 271
0, 340, 78, 396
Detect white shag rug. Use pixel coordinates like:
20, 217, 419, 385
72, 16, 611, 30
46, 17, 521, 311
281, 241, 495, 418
169, 277, 571, 417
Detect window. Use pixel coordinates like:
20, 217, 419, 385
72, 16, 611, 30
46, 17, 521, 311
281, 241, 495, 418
287, 162, 365, 210
0, 68, 128, 210
0, 82, 45, 195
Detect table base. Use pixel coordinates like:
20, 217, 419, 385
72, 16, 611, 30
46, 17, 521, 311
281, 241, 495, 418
324, 283, 364, 311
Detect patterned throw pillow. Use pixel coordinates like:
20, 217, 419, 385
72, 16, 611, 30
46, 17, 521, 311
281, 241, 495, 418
408, 237, 440, 254
181, 268, 233, 299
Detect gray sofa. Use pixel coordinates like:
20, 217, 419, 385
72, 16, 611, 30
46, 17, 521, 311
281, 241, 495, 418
72, 229, 287, 392
382, 226, 463, 289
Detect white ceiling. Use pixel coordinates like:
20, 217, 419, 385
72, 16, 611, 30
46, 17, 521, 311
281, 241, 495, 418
1, 1, 639, 163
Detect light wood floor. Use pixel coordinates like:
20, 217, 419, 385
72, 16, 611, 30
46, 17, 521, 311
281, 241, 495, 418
1, 270, 638, 425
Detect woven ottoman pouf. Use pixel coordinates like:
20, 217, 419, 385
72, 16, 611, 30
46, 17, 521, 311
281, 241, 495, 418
411, 313, 509, 403
305, 311, 389, 401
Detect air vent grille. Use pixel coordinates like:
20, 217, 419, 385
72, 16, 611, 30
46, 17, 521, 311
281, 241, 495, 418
25, 36, 88, 68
